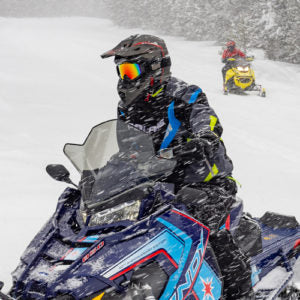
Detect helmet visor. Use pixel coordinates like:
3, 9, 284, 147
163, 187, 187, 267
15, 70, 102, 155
228, 46, 235, 52
117, 63, 142, 80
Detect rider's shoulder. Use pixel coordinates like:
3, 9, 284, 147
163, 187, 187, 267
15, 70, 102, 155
165, 77, 205, 105
165, 77, 189, 99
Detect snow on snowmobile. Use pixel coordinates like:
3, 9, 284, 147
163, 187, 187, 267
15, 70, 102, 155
224, 57, 266, 97
1, 119, 299, 300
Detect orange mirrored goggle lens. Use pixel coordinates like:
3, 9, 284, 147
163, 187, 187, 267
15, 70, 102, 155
118, 63, 142, 80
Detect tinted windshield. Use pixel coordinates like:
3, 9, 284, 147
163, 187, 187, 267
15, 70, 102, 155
64, 120, 176, 212
235, 57, 250, 66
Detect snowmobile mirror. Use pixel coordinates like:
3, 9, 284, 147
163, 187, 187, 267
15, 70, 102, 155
46, 164, 78, 188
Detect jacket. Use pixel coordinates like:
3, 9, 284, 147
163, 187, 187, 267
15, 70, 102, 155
222, 48, 245, 63
117, 77, 234, 184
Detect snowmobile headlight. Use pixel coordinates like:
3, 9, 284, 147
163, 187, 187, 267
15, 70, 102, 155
237, 66, 249, 72
89, 200, 141, 226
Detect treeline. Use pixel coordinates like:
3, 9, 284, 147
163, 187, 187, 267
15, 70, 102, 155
1, 0, 299, 64
102, 0, 300, 64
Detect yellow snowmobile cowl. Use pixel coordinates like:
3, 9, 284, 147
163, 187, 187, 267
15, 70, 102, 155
225, 69, 235, 83
233, 66, 254, 90
225, 65, 255, 91
223, 56, 265, 96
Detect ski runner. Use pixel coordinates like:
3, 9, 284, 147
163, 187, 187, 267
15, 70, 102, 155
101, 34, 254, 299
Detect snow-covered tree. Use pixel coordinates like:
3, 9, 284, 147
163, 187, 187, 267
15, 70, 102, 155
1, 0, 299, 64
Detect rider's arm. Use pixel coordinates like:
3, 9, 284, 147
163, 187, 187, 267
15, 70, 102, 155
238, 49, 246, 58
188, 92, 223, 156
222, 50, 228, 63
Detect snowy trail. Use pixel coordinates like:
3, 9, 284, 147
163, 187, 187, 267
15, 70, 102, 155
0, 17, 299, 293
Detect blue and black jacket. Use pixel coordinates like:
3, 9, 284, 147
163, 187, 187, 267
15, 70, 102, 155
118, 77, 234, 185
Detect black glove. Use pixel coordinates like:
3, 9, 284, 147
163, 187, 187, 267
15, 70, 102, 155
175, 138, 205, 160
175, 132, 220, 161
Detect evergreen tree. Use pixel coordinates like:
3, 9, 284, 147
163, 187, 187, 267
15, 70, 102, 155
265, 0, 300, 63
1, 0, 298, 64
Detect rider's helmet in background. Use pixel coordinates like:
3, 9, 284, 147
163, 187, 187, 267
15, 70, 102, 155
101, 34, 171, 106
226, 40, 236, 52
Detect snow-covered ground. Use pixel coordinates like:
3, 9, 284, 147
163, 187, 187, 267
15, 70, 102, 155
0, 17, 299, 294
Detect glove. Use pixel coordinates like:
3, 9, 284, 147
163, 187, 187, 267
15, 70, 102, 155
175, 138, 205, 160
175, 131, 220, 161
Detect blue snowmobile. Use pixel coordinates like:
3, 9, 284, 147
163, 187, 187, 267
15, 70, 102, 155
0, 119, 299, 300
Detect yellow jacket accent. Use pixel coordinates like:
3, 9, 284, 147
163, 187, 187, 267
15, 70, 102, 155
151, 87, 164, 98
209, 115, 218, 131
204, 163, 219, 182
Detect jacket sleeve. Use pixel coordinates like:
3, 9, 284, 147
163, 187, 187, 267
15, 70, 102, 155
222, 50, 228, 62
188, 92, 223, 156
238, 49, 246, 57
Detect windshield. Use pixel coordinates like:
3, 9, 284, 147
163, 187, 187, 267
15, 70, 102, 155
234, 57, 250, 67
64, 120, 176, 214
65, 120, 133, 173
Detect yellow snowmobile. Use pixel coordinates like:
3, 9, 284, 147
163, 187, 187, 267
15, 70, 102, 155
224, 57, 266, 97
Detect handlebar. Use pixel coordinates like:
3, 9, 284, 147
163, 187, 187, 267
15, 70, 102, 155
223, 56, 255, 64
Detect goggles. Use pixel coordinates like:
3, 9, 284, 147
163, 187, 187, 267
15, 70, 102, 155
117, 63, 142, 80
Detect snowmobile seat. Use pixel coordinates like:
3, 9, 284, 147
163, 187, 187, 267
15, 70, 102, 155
260, 212, 299, 229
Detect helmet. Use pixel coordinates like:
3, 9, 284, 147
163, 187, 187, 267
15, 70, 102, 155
101, 34, 171, 106
226, 40, 236, 52
226, 40, 236, 48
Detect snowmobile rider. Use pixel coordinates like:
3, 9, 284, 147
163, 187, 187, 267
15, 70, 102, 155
101, 34, 253, 299
222, 40, 246, 83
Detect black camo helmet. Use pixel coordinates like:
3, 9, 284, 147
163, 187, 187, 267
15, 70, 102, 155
101, 34, 171, 106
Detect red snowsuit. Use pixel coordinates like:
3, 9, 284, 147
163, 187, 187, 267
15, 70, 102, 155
222, 48, 245, 62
